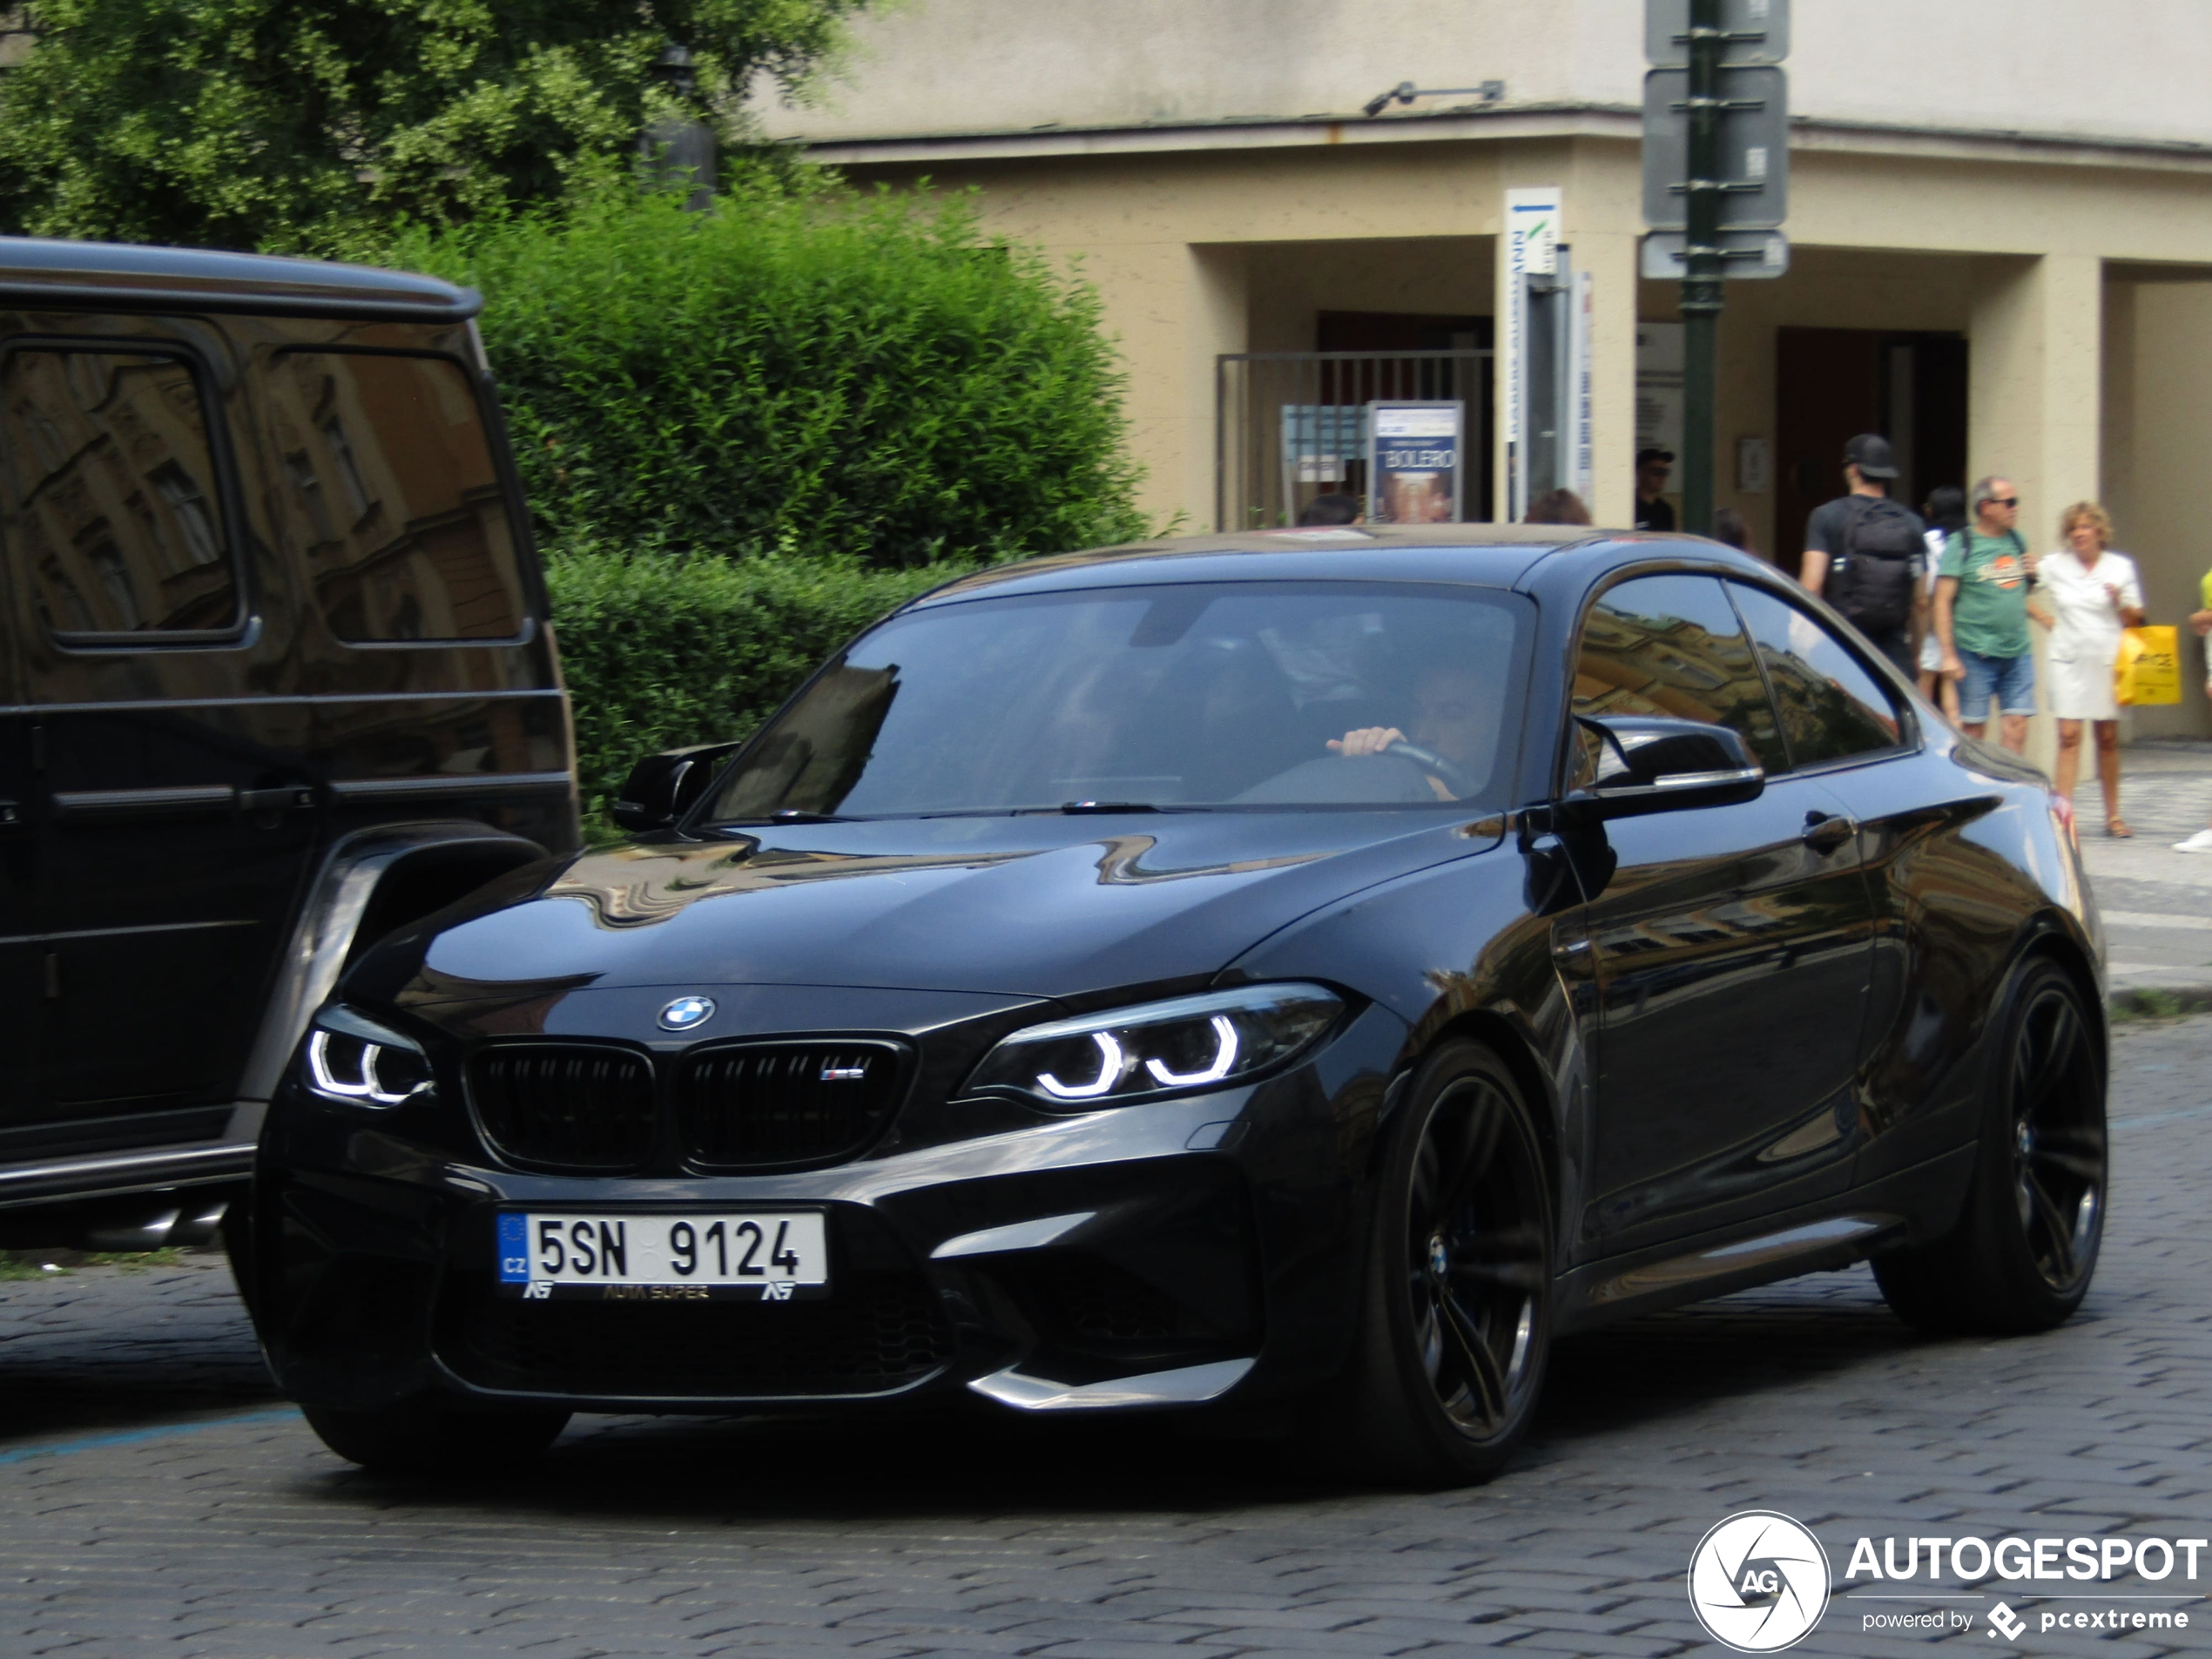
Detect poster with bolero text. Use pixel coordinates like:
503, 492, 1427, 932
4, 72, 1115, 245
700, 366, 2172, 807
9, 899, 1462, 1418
1366, 401, 1465, 523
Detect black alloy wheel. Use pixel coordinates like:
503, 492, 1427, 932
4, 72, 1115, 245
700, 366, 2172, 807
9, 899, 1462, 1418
2005, 974, 2105, 1293
1346, 1038, 1554, 1485
1874, 956, 2106, 1334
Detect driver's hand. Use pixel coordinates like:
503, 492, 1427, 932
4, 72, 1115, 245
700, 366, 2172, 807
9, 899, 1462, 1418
1327, 725, 1406, 758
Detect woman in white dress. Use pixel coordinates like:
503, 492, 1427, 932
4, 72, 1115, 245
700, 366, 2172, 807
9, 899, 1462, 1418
2034, 501, 2146, 835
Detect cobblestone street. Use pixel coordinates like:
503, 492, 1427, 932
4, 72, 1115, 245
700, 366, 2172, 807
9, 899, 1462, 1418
0, 1018, 2203, 1657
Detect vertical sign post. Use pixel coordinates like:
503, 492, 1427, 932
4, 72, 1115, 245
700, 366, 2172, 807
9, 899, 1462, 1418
1643, 0, 1790, 536
1502, 187, 1561, 523
1569, 266, 1595, 508
1679, 0, 1723, 537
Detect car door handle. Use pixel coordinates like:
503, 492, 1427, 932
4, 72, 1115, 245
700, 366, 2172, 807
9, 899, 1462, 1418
1802, 813, 1856, 855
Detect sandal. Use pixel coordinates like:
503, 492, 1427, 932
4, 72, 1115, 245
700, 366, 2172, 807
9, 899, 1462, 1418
2107, 818, 2134, 839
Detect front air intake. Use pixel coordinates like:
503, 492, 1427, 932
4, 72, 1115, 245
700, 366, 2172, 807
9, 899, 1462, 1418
677, 1040, 909, 1170
469, 1043, 658, 1173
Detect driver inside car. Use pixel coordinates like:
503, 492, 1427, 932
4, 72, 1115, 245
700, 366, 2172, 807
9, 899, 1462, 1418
1326, 662, 1487, 799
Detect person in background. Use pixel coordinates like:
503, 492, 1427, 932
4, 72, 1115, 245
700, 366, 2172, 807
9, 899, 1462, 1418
1298, 492, 1362, 526
1918, 485, 1967, 721
1634, 448, 1676, 532
2177, 568, 2212, 852
2036, 502, 2145, 836
1801, 433, 1926, 675
1937, 475, 2050, 753
1525, 489, 1592, 526
1712, 508, 1752, 552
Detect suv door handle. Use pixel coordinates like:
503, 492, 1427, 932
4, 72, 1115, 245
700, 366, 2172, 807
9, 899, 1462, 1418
238, 786, 315, 813
1802, 813, 1856, 855
0, 799, 20, 829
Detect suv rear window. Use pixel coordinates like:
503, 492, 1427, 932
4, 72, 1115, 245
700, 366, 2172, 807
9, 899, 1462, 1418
272, 350, 525, 642
2, 347, 241, 638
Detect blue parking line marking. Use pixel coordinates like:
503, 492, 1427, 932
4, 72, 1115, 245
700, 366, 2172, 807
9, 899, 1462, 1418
0, 1407, 300, 1468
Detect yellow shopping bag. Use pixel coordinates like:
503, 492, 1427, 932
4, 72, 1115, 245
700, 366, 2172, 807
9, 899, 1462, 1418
2114, 625, 2182, 706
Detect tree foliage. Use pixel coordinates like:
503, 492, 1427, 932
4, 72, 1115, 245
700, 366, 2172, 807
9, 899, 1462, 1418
409, 185, 1150, 568
0, 0, 870, 253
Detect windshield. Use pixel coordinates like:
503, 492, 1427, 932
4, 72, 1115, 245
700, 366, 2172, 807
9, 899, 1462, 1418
701, 581, 1531, 822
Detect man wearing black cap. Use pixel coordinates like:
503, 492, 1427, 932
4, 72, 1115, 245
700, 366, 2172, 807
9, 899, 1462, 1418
1800, 432, 1927, 674
1635, 448, 1676, 532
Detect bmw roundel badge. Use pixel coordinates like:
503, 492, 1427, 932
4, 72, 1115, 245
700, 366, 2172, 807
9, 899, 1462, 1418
658, 995, 716, 1031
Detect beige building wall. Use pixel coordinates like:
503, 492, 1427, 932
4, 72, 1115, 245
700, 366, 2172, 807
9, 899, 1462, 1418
815, 3, 2212, 759
2111, 279, 2212, 740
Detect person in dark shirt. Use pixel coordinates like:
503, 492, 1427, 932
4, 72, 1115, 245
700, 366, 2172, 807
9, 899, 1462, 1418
1634, 448, 1676, 531
1800, 433, 1927, 673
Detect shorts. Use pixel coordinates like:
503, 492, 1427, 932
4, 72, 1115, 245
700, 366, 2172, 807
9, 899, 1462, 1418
1919, 629, 1944, 675
1956, 647, 2036, 718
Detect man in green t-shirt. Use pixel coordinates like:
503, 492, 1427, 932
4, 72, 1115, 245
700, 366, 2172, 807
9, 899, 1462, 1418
1936, 475, 2053, 752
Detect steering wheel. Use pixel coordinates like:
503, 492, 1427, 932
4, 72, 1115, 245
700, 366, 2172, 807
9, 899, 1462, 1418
1383, 741, 1476, 799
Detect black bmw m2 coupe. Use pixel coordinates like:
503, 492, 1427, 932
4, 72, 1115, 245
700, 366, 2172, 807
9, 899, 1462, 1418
239, 527, 2108, 1485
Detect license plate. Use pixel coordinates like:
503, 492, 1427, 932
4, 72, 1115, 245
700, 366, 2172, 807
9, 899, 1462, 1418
496, 1211, 829, 1302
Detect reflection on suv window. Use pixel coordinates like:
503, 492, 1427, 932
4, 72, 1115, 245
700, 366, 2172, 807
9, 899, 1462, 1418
1570, 573, 1786, 779
1727, 582, 1902, 767
1, 350, 239, 636
703, 583, 1530, 819
273, 352, 523, 641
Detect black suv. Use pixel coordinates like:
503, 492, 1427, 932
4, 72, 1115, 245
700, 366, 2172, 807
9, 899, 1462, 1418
0, 237, 577, 1250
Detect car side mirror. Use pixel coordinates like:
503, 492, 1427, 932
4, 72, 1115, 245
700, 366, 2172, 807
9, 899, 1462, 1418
1565, 714, 1763, 820
610, 741, 742, 833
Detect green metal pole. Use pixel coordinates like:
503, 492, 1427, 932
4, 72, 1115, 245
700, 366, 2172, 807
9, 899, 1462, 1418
1679, 0, 1723, 538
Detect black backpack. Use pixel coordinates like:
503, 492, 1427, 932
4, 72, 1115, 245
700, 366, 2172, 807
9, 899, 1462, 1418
1825, 495, 1923, 634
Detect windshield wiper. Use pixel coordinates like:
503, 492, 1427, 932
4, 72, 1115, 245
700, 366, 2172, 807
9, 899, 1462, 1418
1055, 800, 1162, 814
717, 809, 853, 826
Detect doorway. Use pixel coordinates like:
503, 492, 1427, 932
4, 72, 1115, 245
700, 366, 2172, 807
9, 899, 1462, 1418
1774, 328, 1967, 561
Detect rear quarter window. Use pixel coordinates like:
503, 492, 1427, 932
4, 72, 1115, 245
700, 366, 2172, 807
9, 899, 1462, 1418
270, 349, 525, 643
1, 347, 242, 639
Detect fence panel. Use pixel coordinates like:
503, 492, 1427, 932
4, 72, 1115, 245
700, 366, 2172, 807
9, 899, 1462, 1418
1215, 350, 1494, 531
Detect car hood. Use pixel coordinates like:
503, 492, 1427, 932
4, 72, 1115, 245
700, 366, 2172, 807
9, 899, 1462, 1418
361, 810, 1503, 1018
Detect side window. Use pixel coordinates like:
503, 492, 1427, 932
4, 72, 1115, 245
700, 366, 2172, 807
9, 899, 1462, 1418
270, 350, 525, 642
1727, 581, 1903, 767
1569, 572, 1787, 783
0, 348, 241, 638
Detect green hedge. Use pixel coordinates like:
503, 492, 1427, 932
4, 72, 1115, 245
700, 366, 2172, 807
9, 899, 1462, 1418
546, 545, 974, 823
411, 185, 1150, 569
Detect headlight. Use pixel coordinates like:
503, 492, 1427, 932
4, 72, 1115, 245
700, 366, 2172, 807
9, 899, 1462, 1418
967, 983, 1343, 1108
302, 1005, 434, 1108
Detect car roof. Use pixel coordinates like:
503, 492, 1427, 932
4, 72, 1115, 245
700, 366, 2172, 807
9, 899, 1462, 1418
0, 236, 479, 322
914, 523, 1617, 604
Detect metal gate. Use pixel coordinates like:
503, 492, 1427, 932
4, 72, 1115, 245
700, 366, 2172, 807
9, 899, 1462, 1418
1214, 349, 1494, 531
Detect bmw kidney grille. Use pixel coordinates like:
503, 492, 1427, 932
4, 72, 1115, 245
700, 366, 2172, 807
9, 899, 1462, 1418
466, 1039, 909, 1174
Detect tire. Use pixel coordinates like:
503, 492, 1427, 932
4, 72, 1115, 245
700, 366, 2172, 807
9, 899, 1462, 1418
1873, 956, 2106, 1335
301, 1400, 571, 1475
1342, 1038, 1554, 1487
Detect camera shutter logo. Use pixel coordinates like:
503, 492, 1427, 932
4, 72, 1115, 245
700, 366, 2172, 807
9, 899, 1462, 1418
1687, 1511, 1831, 1652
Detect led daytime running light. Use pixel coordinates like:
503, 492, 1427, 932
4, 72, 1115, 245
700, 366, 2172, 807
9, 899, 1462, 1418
307, 1028, 423, 1106
1143, 1015, 1238, 1087
1038, 1032, 1127, 1100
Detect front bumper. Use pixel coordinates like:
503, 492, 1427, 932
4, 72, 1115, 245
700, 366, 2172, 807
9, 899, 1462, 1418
247, 1001, 1408, 1418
